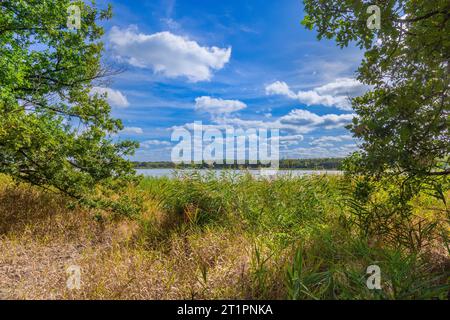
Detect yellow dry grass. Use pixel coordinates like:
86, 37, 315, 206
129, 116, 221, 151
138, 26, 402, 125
0, 179, 282, 300
1, 174, 448, 300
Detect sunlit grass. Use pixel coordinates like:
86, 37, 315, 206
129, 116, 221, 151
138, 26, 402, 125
0, 173, 448, 299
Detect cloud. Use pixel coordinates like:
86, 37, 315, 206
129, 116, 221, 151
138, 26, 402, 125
195, 96, 247, 114
141, 140, 172, 148
171, 109, 355, 135
282, 143, 358, 159
315, 78, 368, 97
265, 81, 297, 99
297, 91, 350, 110
91, 87, 130, 108
279, 109, 355, 129
121, 127, 144, 134
265, 78, 369, 110
310, 134, 354, 146
161, 18, 181, 30
273, 134, 304, 147
109, 26, 232, 82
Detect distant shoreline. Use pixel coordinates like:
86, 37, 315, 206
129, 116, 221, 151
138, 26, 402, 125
135, 168, 343, 178
133, 158, 344, 171
136, 168, 343, 172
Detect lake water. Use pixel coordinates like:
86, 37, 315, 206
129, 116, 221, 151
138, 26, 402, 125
136, 169, 342, 178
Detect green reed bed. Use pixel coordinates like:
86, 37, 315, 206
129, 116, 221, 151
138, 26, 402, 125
137, 171, 449, 299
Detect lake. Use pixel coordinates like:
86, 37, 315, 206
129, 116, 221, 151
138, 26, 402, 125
136, 169, 342, 178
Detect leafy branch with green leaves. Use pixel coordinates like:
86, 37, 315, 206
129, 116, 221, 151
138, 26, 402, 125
0, 0, 141, 215
302, 0, 449, 234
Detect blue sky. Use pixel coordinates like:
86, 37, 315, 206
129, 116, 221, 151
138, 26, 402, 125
94, 0, 368, 161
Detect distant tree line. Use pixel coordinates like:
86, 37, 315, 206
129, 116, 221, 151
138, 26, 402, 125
133, 158, 344, 170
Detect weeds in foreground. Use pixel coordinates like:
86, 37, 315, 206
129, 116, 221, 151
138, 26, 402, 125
0, 172, 448, 299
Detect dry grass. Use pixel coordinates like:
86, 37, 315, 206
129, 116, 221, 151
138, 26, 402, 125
0, 174, 448, 300
0, 179, 280, 300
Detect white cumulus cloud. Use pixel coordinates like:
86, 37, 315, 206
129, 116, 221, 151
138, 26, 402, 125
265, 81, 297, 99
310, 134, 354, 146
195, 96, 247, 114
279, 109, 355, 129
91, 87, 130, 108
141, 140, 172, 148
172, 109, 355, 135
265, 78, 369, 110
109, 26, 232, 82
121, 127, 144, 134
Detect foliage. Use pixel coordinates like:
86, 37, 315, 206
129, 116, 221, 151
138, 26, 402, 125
138, 173, 448, 299
302, 0, 450, 243
302, 1, 449, 176
134, 158, 344, 170
153, 171, 337, 242
0, 0, 140, 213
1, 173, 447, 299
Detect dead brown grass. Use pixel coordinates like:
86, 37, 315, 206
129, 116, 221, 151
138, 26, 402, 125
2, 175, 447, 300
0, 178, 283, 300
